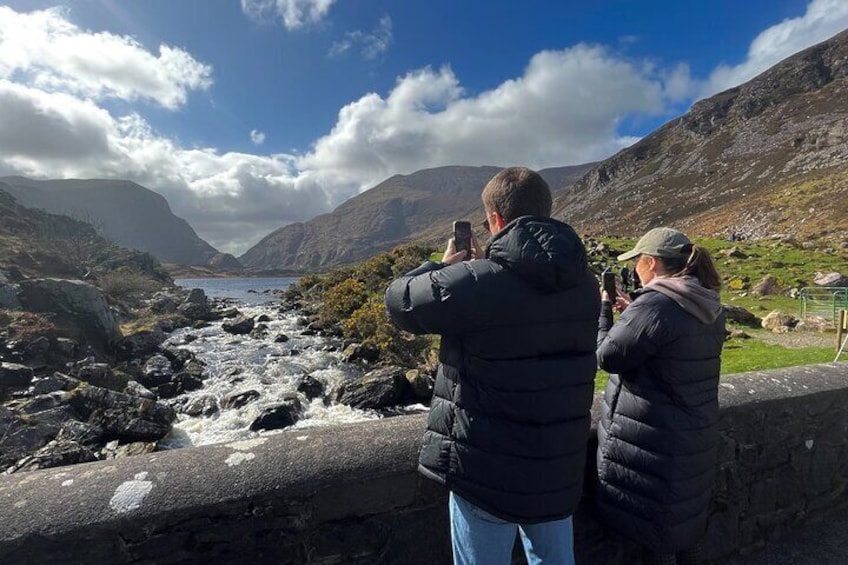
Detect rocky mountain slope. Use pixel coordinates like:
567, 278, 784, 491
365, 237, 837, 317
0, 184, 166, 282
0, 177, 238, 268
553, 29, 848, 241
240, 163, 596, 271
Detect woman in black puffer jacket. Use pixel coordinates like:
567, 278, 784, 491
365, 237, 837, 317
596, 227, 725, 565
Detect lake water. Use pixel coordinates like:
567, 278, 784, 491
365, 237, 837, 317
173, 277, 300, 306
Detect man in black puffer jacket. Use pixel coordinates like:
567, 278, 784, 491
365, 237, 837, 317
385, 167, 599, 565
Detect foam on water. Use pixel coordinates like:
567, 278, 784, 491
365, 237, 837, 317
159, 304, 380, 448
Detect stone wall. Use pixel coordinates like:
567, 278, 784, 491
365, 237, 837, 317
0, 363, 846, 564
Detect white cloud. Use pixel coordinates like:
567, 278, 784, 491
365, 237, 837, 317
250, 129, 266, 145
703, 0, 848, 97
329, 15, 393, 60
2, 2, 846, 257
301, 44, 668, 187
241, 0, 335, 30
0, 7, 212, 109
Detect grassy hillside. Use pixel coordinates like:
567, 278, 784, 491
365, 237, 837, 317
289, 233, 847, 389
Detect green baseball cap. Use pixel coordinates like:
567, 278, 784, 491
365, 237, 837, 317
617, 227, 692, 261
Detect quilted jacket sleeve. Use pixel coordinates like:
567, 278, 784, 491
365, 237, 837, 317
385, 260, 485, 336
596, 294, 664, 374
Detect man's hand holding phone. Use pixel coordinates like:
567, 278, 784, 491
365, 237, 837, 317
443, 221, 481, 264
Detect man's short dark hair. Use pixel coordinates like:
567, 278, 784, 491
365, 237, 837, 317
481, 167, 552, 222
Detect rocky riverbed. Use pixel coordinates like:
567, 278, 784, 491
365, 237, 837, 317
0, 278, 432, 474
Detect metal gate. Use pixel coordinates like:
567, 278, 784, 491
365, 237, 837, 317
799, 287, 848, 325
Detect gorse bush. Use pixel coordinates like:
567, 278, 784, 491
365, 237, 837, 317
291, 243, 438, 369
343, 298, 431, 367
320, 278, 368, 326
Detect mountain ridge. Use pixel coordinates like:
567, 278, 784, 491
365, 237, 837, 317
552, 28, 848, 241
0, 176, 239, 268
239, 163, 597, 271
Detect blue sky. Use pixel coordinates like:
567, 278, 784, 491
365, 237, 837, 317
0, 0, 846, 254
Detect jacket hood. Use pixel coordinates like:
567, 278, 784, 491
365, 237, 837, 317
486, 216, 587, 292
645, 275, 722, 324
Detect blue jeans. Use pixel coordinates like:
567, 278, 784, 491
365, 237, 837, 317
449, 492, 575, 565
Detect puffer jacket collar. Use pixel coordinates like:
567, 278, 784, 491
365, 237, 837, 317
486, 216, 587, 293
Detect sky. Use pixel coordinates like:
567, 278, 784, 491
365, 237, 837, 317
0, 1, 847, 256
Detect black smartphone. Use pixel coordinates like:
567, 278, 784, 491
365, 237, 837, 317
453, 221, 472, 259
602, 268, 617, 300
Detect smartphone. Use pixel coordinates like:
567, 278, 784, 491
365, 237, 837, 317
453, 221, 472, 259
602, 268, 617, 300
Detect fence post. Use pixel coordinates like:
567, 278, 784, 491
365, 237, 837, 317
837, 309, 847, 360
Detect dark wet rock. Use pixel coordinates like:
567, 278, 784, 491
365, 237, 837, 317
182, 360, 206, 380
0, 405, 75, 468
156, 371, 203, 399
342, 343, 379, 364
301, 328, 317, 336
124, 380, 157, 400
274, 333, 290, 343
69, 385, 176, 442
219, 307, 241, 319
18, 392, 71, 414
222, 389, 260, 409
723, 305, 761, 327
404, 369, 435, 401
163, 346, 194, 371
289, 349, 300, 356
0, 282, 21, 309
181, 394, 219, 417
222, 316, 255, 335
138, 354, 173, 389
6, 438, 97, 473
0, 362, 34, 394
22, 336, 51, 361
73, 363, 128, 392
296, 374, 325, 400
176, 289, 213, 321
192, 320, 211, 329
336, 366, 408, 410
115, 328, 165, 360
182, 334, 198, 344
16, 279, 121, 351
31, 373, 80, 395
249, 395, 302, 431
54, 337, 78, 358
256, 314, 272, 323
249, 324, 269, 339
149, 295, 178, 314
56, 419, 105, 445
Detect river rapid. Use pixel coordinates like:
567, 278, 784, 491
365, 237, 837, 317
160, 278, 385, 448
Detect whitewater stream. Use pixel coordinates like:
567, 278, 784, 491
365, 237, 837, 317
159, 278, 399, 449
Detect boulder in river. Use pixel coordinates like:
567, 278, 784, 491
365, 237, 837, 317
296, 374, 325, 400
222, 316, 255, 335
249, 395, 303, 431
68, 384, 176, 442
336, 366, 408, 410
222, 389, 260, 409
